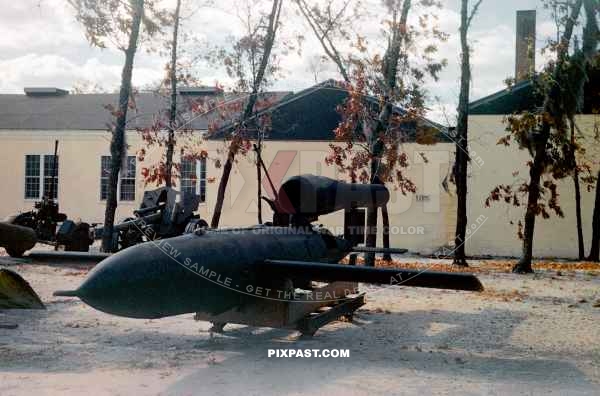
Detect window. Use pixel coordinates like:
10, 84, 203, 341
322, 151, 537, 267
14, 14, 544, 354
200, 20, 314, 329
100, 156, 111, 200
199, 157, 206, 202
180, 159, 196, 197
25, 155, 40, 199
24, 154, 58, 199
180, 157, 206, 202
120, 157, 136, 201
43, 155, 59, 200
100, 155, 136, 201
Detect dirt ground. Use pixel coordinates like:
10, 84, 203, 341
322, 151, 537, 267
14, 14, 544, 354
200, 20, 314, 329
1, 251, 600, 396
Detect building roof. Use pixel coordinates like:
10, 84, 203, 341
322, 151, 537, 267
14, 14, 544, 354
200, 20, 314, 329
0, 89, 291, 131
210, 80, 450, 142
469, 60, 600, 115
0, 81, 447, 143
469, 80, 543, 115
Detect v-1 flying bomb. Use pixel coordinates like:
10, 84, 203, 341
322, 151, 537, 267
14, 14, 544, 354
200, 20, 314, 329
55, 175, 483, 335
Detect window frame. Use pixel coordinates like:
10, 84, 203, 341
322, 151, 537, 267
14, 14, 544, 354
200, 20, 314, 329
119, 156, 136, 201
43, 154, 59, 200
24, 154, 59, 200
180, 157, 207, 203
100, 155, 137, 202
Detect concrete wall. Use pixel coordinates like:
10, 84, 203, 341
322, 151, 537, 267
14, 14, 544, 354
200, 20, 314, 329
467, 115, 600, 259
0, 130, 456, 254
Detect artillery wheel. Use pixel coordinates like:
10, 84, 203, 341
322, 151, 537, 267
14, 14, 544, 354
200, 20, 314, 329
64, 223, 93, 252
184, 219, 208, 234
5, 248, 25, 258
117, 218, 144, 250
299, 329, 317, 338
119, 230, 144, 250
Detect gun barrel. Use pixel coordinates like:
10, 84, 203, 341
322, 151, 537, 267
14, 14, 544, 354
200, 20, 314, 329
133, 202, 166, 216
261, 260, 484, 292
113, 212, 163, 232
94, 212, 164, 240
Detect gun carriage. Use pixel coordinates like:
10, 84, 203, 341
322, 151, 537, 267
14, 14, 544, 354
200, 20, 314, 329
1, 141, 93, 257
96, 186, 204, 252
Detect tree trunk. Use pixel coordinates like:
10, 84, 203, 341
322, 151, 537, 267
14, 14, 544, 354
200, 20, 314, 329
453, 145, 468, 266
165, 0, 181, 188
211, 147, 235, 228
588, 171, 600, 262
364, 151, 378, 266
210, 0, 282, 228
364, 207, 377, 266
364, 157, 379, 266
382, 204, 392, 261
514, 126, 549, 273
365, 139, 385, 266
582, 0, 600, 261
256, 143, 263, 224
453, 0, 473, 267
513, 0, 584, 273
570, 118, 585, 259
574, 170, 585, 259
101, 0, 145, 252
364, 0, 411, 266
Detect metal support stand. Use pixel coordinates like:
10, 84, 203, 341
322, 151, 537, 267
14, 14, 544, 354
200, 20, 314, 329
194, 281, 364, 337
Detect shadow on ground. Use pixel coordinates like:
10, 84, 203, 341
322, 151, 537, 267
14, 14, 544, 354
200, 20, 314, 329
2, 305, 596, 396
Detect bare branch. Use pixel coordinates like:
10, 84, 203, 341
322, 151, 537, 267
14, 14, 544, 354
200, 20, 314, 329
467, 0, 484, 29
294, 0, 351, 82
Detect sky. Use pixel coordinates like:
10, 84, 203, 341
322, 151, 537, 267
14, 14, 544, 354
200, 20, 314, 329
0, 0, 565, 123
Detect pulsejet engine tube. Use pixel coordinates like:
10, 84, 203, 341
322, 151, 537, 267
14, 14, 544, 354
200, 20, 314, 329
273, 174, 390, 219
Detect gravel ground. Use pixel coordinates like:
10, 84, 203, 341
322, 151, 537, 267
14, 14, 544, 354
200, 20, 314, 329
1, 252, 599, 396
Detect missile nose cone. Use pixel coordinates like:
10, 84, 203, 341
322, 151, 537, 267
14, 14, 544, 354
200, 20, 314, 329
67, 241, 172, 318
52, 234, 243, 319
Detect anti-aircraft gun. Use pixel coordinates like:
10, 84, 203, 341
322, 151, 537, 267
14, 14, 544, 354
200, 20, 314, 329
97, 187, 203, 252
56, 175, 483, 337
2, 141, 93, 256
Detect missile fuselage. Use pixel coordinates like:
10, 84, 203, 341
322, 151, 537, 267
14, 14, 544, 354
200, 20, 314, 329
56, 226, 350, 318
55, 226, 484, 320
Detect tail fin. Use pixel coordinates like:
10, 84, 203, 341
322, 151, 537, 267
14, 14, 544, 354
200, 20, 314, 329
0, 269, 45, 309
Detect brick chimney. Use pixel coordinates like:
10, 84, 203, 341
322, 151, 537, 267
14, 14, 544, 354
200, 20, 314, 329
515, 10, 536, 82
